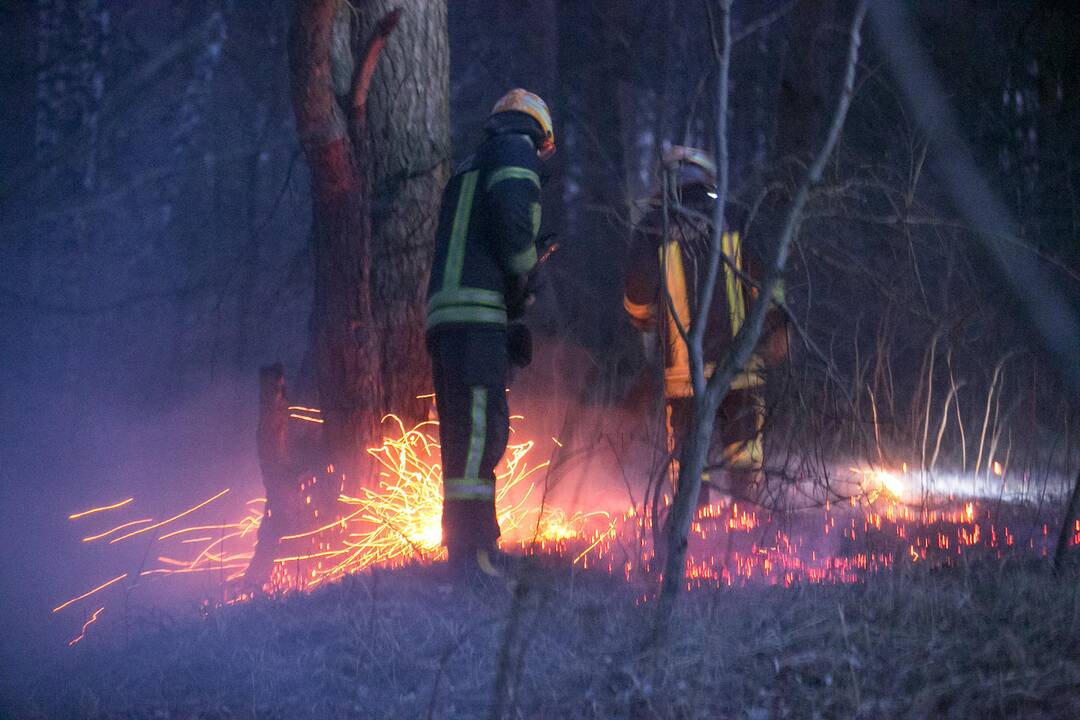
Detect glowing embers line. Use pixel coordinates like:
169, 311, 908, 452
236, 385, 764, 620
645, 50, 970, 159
265, 414, 565, 588
68, 497, 134, 520
57, 414, 595, 632
58, 414, 1060, 650
53, 574, 128, 613
81, 517, 154, 542
67, 607, 104, 647
107, 489, 231, 544
255, 416, 612, 592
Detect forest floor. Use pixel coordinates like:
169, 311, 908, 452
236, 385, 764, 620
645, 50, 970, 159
11, 555, 1080, 720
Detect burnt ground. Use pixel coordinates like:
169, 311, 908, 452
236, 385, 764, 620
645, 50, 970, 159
7, 557, 1080, 720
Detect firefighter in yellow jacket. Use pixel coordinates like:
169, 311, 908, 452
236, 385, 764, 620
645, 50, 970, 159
623, 146, 788, 505
426, 90, 554, 578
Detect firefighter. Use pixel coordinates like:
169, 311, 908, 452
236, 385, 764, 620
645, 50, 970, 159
426, 89, 554, 579
623, 146, 788, 506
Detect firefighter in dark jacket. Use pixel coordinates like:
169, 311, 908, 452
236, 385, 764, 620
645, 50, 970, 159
426, 89, 554, 577
624, 146, 788, 506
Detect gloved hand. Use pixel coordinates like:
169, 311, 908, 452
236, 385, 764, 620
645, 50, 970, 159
507, 322, 533, 368
507, 274, 536, 321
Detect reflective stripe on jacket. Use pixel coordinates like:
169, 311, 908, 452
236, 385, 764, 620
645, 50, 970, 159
623, 194, 781, 398
426, 132, 541, 333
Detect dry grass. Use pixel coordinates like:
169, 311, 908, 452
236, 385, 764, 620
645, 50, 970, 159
15, 558, 1080, 719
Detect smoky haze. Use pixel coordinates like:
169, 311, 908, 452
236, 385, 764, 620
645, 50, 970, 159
3, 0, 1080, 713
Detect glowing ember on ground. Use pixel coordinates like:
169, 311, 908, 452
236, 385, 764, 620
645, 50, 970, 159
55, 415, 1073, 646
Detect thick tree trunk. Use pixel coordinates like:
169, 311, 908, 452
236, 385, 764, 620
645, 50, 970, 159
289, 0, 397, 481
354, 0, 450, 426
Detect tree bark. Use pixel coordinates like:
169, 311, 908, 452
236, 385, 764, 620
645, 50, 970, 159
354, 0, 450, 426
289, 0, 402, 480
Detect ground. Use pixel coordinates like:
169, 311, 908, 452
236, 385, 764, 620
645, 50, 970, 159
9, 558, 1080, 719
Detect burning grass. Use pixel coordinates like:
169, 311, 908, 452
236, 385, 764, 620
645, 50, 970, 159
52, 414, 1077, 650
26, 408, 1080, 717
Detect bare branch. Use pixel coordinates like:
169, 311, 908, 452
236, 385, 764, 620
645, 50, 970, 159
688, 0, 734, 399
654, 0, 868, 642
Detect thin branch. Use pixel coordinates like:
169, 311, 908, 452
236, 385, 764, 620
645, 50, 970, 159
655, 0, 868, 642
732, 0, 799, 45
688, 0, 734, 398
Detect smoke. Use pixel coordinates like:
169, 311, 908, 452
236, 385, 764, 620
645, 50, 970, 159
0, 373, 267, 696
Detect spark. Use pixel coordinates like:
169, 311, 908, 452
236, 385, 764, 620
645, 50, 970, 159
107, 489, 231, 544
289, 413, 325, 424
60, 416, 1057, 651
81, 518, 153, 542
158, 523, 245, 541
278, 508, 366, 541
68, 497, 134, 520
140, 564, 248, 577
67, 607, 104, 647
287, 405, 322, 414
53, 573, 127, 613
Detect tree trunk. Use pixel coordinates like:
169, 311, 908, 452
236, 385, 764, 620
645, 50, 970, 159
289, 0, 401, 481
354, 0, 450, 426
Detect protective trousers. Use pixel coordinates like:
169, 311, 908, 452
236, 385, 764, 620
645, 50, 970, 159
428, 328, 510, 552
667, 389, 764, 503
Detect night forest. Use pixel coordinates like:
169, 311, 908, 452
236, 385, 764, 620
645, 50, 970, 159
3, 1, 1080, 718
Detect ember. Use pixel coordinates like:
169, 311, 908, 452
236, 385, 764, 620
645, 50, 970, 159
55, 415, 1072, 646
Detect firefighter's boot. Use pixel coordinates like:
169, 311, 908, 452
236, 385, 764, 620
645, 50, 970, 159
447, 544, 518, 586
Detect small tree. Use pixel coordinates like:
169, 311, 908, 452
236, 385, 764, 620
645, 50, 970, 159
654, 0, 868, 640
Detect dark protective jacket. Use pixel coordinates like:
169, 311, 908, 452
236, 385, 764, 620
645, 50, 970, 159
425, 119, 542, 334
623, 185, 784, 399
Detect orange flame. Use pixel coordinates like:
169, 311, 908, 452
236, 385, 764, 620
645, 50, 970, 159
56, 414, 1061, 647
